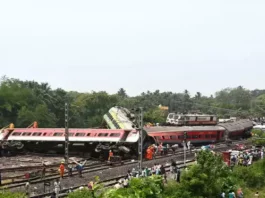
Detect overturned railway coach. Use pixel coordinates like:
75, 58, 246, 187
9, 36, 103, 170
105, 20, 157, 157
0, 120, 253, 156
147, 119, 253, 145
0, 128, 141, 157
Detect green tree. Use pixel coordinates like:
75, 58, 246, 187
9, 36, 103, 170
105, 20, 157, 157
179, 150, 235, 197
144, 107, 166, 124
252, 94, 265, 117
117, 88, 128, 98
17, 104, 57, 127
0, 78, 34, 126
215, 86, 251, 117
250, 129, 265, 146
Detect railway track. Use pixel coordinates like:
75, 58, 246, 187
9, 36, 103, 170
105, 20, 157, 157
3, 139, 250, 197
1, 149, 185, 189
31, 160, 196, 198
31, 140, 251, 198
3, 140, 248, 187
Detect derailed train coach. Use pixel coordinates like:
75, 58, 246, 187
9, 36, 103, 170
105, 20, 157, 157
0, 120, 253, 157
0, 127, 143, 157
0, 105, 253, 157
146, 119, 253, 145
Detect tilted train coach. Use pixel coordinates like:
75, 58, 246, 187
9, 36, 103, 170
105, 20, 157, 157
0, 107, 253, 157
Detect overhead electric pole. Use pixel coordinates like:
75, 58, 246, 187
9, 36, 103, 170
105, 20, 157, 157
136, 107, 144, 173
65, 102, 69, 175
183, 131, 187, 167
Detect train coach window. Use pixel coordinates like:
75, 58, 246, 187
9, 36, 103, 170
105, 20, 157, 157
22, 132, 32, 136
211, 135, 216, 138
69, 133, 74, 136
110, 133, 120, 137
76, 133, 85, 137
98, 133, 108, 137
205, 135, 210, 138
170, 136, 177, 139
192, 135, 198, 139
12, 132, 21, 136
54, 133, 63, 136
32, 132, 42, 136
86, 133, 91, 136
178, 135, 184, 139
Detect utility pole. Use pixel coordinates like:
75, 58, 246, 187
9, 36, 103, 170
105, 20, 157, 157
65, 102, 69, 175
137, 107, 144, 173
183, 131, 187, 167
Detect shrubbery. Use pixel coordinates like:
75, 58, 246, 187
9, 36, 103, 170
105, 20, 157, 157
0, 191, 26, 198
233, 158, 265, 189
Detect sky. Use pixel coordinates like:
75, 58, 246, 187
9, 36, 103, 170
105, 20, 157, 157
0, 1, 265, 97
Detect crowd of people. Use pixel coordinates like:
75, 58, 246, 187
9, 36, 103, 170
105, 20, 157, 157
145, 141, 192, 160
113, 159, 182, 189
230, 147, 264, 167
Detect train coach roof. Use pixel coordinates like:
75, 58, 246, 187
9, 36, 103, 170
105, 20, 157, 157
237, 119, 253, 129
218, 123, 244, 132
6, 128, 132, 133
218, 119, 253, 132
144, 126, 224, 133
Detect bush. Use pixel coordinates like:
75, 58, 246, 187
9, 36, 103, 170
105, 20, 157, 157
67, 189, 94, 198
105, 175, 164, 198
162, 180, 191, 198
0, 191, 26, 198
233, 159, 265, 188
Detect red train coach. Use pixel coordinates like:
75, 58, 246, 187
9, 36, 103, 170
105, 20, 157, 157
145, 126, 225, 145
218, 119, 253, 139
0, 128, 139, 154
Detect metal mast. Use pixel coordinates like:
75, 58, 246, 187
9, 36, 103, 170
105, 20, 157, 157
137, 107, 144, 173
65, 102, 69, 175
183, 131, 187, 167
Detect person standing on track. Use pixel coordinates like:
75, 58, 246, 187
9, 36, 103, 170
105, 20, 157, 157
176, 166, 181, 183
54, 179, 60, 198
158, 143, 163, 155
25, 181, 30, 197
72, 159, 87, 177
41, 163, 46, 180
145, 147, 153, 160
170, 159, 177, 179
59, 162, 65, 179
108, 150, 113, 161
160, 165, 167, 183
